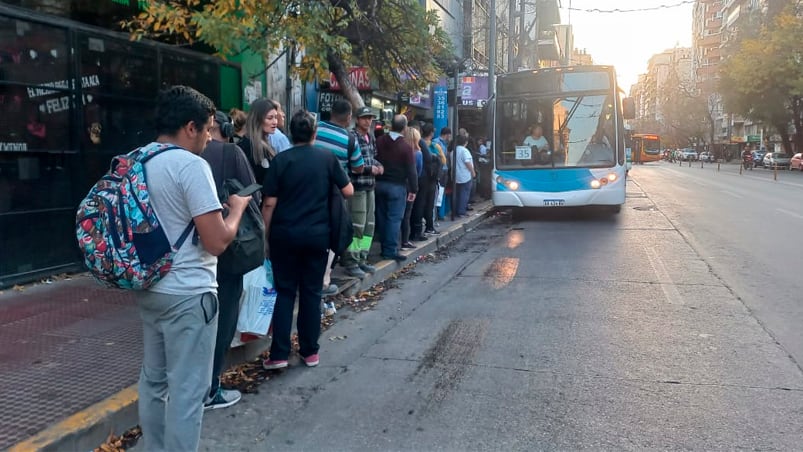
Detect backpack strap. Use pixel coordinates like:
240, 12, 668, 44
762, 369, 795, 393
176, 221, 196, 249
138, 144, 183, 164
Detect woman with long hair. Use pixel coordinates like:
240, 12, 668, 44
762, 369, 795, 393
238, 99, 278, 184
228, 108, 247, 144
400, 126, 422, 249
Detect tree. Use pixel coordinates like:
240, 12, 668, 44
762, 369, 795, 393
719, 5, 803, 154
656, 67, 710, 149
122, 0, 453, 108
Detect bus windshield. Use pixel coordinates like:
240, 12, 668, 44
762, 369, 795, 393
496, 93, 617, 170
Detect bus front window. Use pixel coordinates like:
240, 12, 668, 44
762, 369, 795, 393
496, 94, 615, 170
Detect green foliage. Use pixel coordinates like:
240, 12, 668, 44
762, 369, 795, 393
122, 0, 452, 95
719, 5, 803, 150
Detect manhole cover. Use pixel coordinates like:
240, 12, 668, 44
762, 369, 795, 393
633, 205, 656, 211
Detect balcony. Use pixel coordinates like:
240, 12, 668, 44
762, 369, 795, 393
696, 64, 720, 77
706, 18, 722, 29
537, 31, 561, 62
698, 33, 721, 47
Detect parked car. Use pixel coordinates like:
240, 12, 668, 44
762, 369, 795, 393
681, 148, 698, 161
790, 153, 803, 171
750, 150, 766, 167
763, 152, 791, 169
698, 151, 714, 162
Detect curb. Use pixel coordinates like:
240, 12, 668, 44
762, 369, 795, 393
8, 204, 494, 451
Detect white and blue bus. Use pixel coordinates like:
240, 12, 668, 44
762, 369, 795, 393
490, 66, 634, 213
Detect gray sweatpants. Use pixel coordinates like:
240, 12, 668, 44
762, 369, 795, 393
137, 291, 218, 452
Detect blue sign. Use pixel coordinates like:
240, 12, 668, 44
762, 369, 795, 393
433, 82, 448, 137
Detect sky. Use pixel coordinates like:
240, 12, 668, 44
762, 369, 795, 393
559, 0, 694, 91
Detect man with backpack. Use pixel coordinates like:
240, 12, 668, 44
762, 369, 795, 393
94, 86, 249, 451
200, 110, 261, 411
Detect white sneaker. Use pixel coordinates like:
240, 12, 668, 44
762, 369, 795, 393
203, 388, 241, 411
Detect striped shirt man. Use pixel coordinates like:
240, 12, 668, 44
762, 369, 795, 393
316, 120, 365, 173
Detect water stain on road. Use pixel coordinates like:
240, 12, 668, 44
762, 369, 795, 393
483, 257, 520, 289
411, 319, 488, 412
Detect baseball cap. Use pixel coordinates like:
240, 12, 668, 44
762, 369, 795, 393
355, 107, 376, 118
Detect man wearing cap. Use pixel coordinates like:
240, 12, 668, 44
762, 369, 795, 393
341, 106, 384, 277
200, 111, 257, 411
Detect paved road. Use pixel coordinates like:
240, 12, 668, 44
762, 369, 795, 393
192, 172, 803, 451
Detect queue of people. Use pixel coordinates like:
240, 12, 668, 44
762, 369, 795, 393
121, 86, 489, 451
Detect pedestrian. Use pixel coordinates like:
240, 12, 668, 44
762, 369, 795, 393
341, 106, 384, 278
375, 114, 418, 261
238, 98, 278, 185
228, 108, 247, 144
269, 99, 292, 153
410, 123, 440, 241
453, 134, 476, 217
315, 99, 365, 289
137, 86, 250, 451
401, 126, 423, 249
261, 110, 354, 370
200, 111, 258, 411
433, 127, 451, 219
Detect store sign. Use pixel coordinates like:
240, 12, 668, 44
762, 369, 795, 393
329, 67, 371, 91
747, 134, 761, 143
459, 76, 489, 108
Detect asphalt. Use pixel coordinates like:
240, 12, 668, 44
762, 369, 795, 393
2, 202, 493, 452
189, 174, 803, 451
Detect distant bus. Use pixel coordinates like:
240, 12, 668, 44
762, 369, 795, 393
631, 133, 662, 163
490, 65, 634, 213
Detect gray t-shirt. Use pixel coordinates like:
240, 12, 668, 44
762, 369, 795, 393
144, 144, 222, 295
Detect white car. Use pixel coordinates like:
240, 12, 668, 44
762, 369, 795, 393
681, 149, 698, 161
763, 152, 791, 169
698, 151, 714, 162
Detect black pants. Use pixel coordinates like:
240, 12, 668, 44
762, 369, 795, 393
411, 177, 436, 237
209, 271, 243, 397
401, 200, 414, 243
269, 239, 328, 360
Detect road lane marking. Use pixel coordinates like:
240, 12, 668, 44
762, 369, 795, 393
777, 208, 803, 221
644, 246, 684, 305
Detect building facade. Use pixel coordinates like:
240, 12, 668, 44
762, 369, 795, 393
0, 1, 244, 287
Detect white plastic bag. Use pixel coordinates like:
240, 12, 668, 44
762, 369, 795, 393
236, 260, 276, 337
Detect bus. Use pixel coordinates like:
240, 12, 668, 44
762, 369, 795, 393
490, 65, 634, 213
631, 133, 662, 164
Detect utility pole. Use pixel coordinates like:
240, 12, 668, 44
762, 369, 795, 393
507, 0, 516, 72
489, 0, 496, 97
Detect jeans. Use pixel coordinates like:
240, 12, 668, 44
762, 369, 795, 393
455, 180, 473, 216
269, 240, 329, 360
209, 272, 243, 398
137, 291, 217, 452
375, 181, 407, 257
411, 178, 435, 237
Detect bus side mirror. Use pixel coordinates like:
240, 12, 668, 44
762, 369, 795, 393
622, 98, 635, 120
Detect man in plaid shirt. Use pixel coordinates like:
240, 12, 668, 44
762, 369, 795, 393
341, 106, 384, 278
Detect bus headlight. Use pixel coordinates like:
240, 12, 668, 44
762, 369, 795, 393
590, 179, 601, 189
608, 173, 618, 182
506, 180, 520, 190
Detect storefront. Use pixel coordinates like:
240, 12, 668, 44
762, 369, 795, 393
0, 3, 242, 287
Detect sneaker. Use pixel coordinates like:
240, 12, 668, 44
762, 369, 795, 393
409, 235, 428, 242
262, 359, 289, 370
358, 263, 377, 273
424, 228, 440, 235
344, 266, 366, 279
381, 254, 407, 262
204, 388, 241, 411
302, 354, 320, 367
401, 241, 416, 249
323, 301, 337, 317
321, 284, 338, 296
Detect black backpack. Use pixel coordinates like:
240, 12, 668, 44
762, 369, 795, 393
218, 179, 265, 275
213, 143, 266, 275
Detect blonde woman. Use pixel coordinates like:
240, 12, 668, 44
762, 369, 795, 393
238, 99, 278, 185
400, 126, 423, 249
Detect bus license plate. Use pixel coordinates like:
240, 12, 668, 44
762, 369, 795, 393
515, 146, 532, 160
543, 199, 565, 206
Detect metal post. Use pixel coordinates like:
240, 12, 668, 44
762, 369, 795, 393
489, 0, 496, 98
508, 0, 516, 72
774, 165, 778, 181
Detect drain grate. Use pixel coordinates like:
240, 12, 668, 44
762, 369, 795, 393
633, 205, 657, 211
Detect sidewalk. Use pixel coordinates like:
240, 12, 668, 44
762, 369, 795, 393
2, 201, 493, 452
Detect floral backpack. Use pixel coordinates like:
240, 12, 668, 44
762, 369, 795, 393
75, 143, 194, 290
